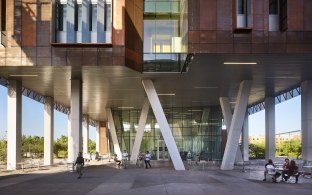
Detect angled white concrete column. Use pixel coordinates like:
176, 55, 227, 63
68, 80, 83, 163
221, 80, 251, 170
130, 98, 149, 164
265, 97, 275, 161
83, 116, 89, 155
219, 97, 243, 163
44, 97, 54, 166
7, 80, 22, 170
95, 122, 100, 153
242, 112, 249, 161
107, 108, 122, 158
301, 81, 312, 162
142, 80, 185, 170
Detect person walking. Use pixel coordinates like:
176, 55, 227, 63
74, 152, 84, 179
145, 151, 152, 169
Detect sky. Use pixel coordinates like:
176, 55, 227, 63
0, 84, 301, 140
0, 85, 96, 140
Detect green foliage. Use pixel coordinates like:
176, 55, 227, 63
0, 138, 7, 163
54, 135, 68, 158
276, 138, 301, 159
21, 135, 44, 158
88, 139, 96, 154
249, 143, 265, 159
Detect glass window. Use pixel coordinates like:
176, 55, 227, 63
269, 0, 278, 15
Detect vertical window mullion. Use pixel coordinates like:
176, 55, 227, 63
89, 3, 92, 31
74, 2, 78, 31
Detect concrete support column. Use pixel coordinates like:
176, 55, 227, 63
221, 80, 251, 170
107, 108, 122, 158
242, 112, 249, 161
130, 98, 149, 164
68, 80, 82, 163
265, 97, 275, 161
219, 97, 243, 163
44, 97, 54, 166
301, 81, 312, 162
96, 122, 100, 153
142, 80, 185, 170
83, 116, 89, 155
7, 80, 22, 170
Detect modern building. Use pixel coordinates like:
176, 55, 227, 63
0, 0, 312, 171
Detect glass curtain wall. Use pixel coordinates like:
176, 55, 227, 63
143, 0, 188, 72
110, 106, 222, 161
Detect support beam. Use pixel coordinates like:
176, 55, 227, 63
7, 80, 22, 170
221, 80, 251, 170
44, 97, 54, 166
96, 122, 100, 153
265, 97, 275, 161
68, 80, 83, 163
83, 115, 89, 156
142, 80, 185, 170
301, 81, 312, 162
242, 112, 249, 161
130, 98, 149, 164
219, 97, 243, 163
107, 108, 122, 158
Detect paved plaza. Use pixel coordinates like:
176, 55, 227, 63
0, 160, 312, 195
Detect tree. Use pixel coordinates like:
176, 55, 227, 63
249, 143, 265, 159
0, 137, 7, 163
88, 139, 96, 154
54, 135, 68, 158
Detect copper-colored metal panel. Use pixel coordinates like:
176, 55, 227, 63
287, 44, 312, 53
189, 43, 201, 53
199, 0, 217, 30
268, 32, 286, 43
22, 0, 37, 46
199, 44, 217, 53
217, 0, 232, 31
216, 43, 234, 53
99, 122, 108, 155
252, 31, 265, 43
200, 31, 217, 43
268, 43, 287, 53
189, 0, 200, 30
303, 0, 312, 30
288, 0, 304, 31
217, 31, 233, 43
189, 31, 200, 43
233, 43, 252, 53
112, 0, 125, 46
251, 43, 268, 53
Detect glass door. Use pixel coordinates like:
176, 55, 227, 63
157, 140, 169, 160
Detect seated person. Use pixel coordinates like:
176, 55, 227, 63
263, 159, 281, 182
281, 158, 290, 180
283, 160, 299, 183
113, 154, 121, 166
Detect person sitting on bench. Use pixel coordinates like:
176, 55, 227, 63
283, 159, 299, 183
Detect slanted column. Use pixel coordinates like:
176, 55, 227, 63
130, 98, 149, 164
107, 108, 122, 158
96, 122, 100, 153
219, 97, 243, 163
7, 80, 22, 170
68, 80, 83, 163
242, 112, 249, 161
221, 80, 251, 170
142, 80, 185, 170
83, 116, 89, 155
301, 81, 312, 162
265, 97, 275, 161
44, 97, 54, 166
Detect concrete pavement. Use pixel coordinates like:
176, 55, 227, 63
0, 160, 312, 195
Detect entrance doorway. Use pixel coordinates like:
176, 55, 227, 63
157, 140, 169, 160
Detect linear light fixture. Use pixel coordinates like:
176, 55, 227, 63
158, 93, 175, 96
117, 107, 134, 109
194, 86, 217, 89
223, 62, 257, 65
187, 110, 203, 112
9, 74, 38, 77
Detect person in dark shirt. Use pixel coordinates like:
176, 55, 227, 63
283, 160, 299, 183
74, 152, 84, 179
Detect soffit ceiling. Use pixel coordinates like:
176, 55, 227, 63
0, 53, 311, 122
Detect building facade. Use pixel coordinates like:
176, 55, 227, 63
0, 0, 312, 170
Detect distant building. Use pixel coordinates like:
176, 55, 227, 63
249, 130, 301, 144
